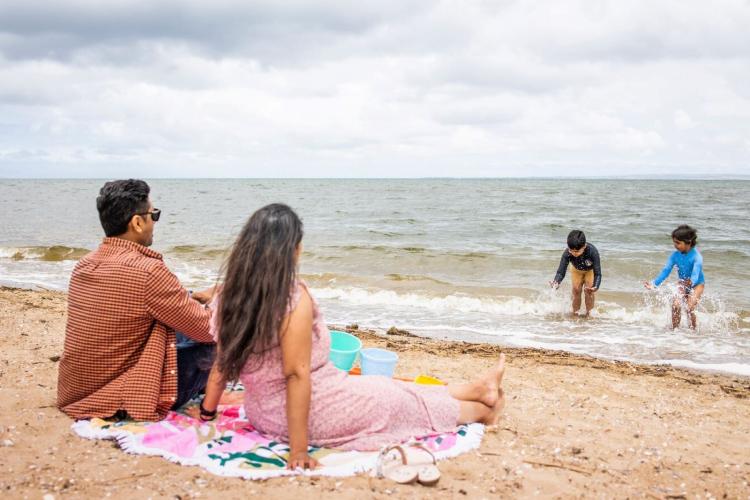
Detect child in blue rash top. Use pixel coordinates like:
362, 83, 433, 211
550, 230, 602, 317
644, 225, 705, 329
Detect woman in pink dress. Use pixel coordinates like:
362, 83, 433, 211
200, 204, 506, 469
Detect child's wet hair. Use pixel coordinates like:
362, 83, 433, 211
672, 225, 697, 247
567, 230, 586, 250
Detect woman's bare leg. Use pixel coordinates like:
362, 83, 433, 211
447, 354, 505, 407
456, 389, 505, 425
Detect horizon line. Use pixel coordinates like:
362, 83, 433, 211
2, 175, 750, 181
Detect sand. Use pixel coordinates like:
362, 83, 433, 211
1, 286, 748, 499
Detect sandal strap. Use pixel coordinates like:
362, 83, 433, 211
376, 444, 408, 478
406, 441, 438, 465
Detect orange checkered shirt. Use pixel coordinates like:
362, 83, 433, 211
57, 237, 213, 421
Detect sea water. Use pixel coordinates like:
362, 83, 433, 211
1, 178, 748, 375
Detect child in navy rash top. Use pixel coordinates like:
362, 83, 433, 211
645, 224, 705, 330
550, 230, 602, 317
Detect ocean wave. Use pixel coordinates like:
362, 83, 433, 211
385, 274, 450, 285
167, 245, 228, 259
311, 285, 741, 330
0, 245, 89, 261
366, 230, 403, 238
447, 251, 494, 260
315, 244, 498, 260
702, 248, 750, 259
299, 272, 346, 284
313, 286, 567, 317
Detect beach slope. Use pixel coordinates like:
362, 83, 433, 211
1, 287, 748, 498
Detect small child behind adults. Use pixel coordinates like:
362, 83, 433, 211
644, 224, 705, 330
550, 230, 602, 317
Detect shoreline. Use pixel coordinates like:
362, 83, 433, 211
2, 286, 749, 498
2, 283, 748, 378
332, 325, 750, 398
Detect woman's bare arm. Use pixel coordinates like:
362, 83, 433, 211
280, 287, 319, 470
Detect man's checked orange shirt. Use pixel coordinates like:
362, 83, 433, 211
57, 237, 213, 421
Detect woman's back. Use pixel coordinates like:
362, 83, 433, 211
238, 280, 335, 397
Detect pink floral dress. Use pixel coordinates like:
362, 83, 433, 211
211, 280, 459, 451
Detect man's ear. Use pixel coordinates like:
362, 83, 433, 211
129, 214, 145, 235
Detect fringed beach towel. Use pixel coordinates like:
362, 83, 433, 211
72, 398, 484, 480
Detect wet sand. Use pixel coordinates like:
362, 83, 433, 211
1, 287, 748, 499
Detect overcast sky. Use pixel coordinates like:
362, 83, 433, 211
1, 0, 749, 178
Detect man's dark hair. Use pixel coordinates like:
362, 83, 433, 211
672, 224, 697, 248
567, 230, 586, 250
96, 179, 150, 237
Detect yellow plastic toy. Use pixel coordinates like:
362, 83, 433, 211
414, 374, 446, 385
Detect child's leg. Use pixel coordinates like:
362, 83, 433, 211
570, 267, 584, 315
583, 270, 595, 316
671, 295, 682, 329
686, 284, 705, 330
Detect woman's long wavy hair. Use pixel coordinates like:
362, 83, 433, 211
216, 203, 303, 380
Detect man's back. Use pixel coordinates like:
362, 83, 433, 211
58, 237, 212, 420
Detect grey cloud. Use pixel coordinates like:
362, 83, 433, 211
3, 1, 749, 68
0, 1, 427, 63
1, 0, 749, 178
525, 2, 750, 63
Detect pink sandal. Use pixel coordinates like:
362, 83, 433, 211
376, 443, 441, 486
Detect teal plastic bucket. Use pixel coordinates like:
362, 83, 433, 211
329, 330, 361, 371
360, 348, 399, 377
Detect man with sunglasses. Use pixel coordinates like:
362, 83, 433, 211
58, 179, 216, 421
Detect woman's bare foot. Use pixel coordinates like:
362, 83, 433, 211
476, 354, 506, 408
485, 388, 506, 425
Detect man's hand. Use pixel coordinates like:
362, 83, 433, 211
287, 450, 319, 470
549, 281, 560, 290
643, 281, 655, 290
191, 285, 217, 304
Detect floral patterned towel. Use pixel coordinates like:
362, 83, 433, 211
72, 397, 484, 480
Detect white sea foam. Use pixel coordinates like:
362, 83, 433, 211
311, 285, 739, 329
653, 360, 750, 377
313, 286, 566, 316
0, 277, 66, 291
1, 249, 747, 375
0, 247, 23, 258
312, 284, 749, 375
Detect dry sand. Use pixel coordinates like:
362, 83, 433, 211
1, 286, 748, 499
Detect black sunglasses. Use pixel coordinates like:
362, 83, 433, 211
135, 208, 161, 222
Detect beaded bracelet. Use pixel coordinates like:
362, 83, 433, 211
199, 401, 218, 421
